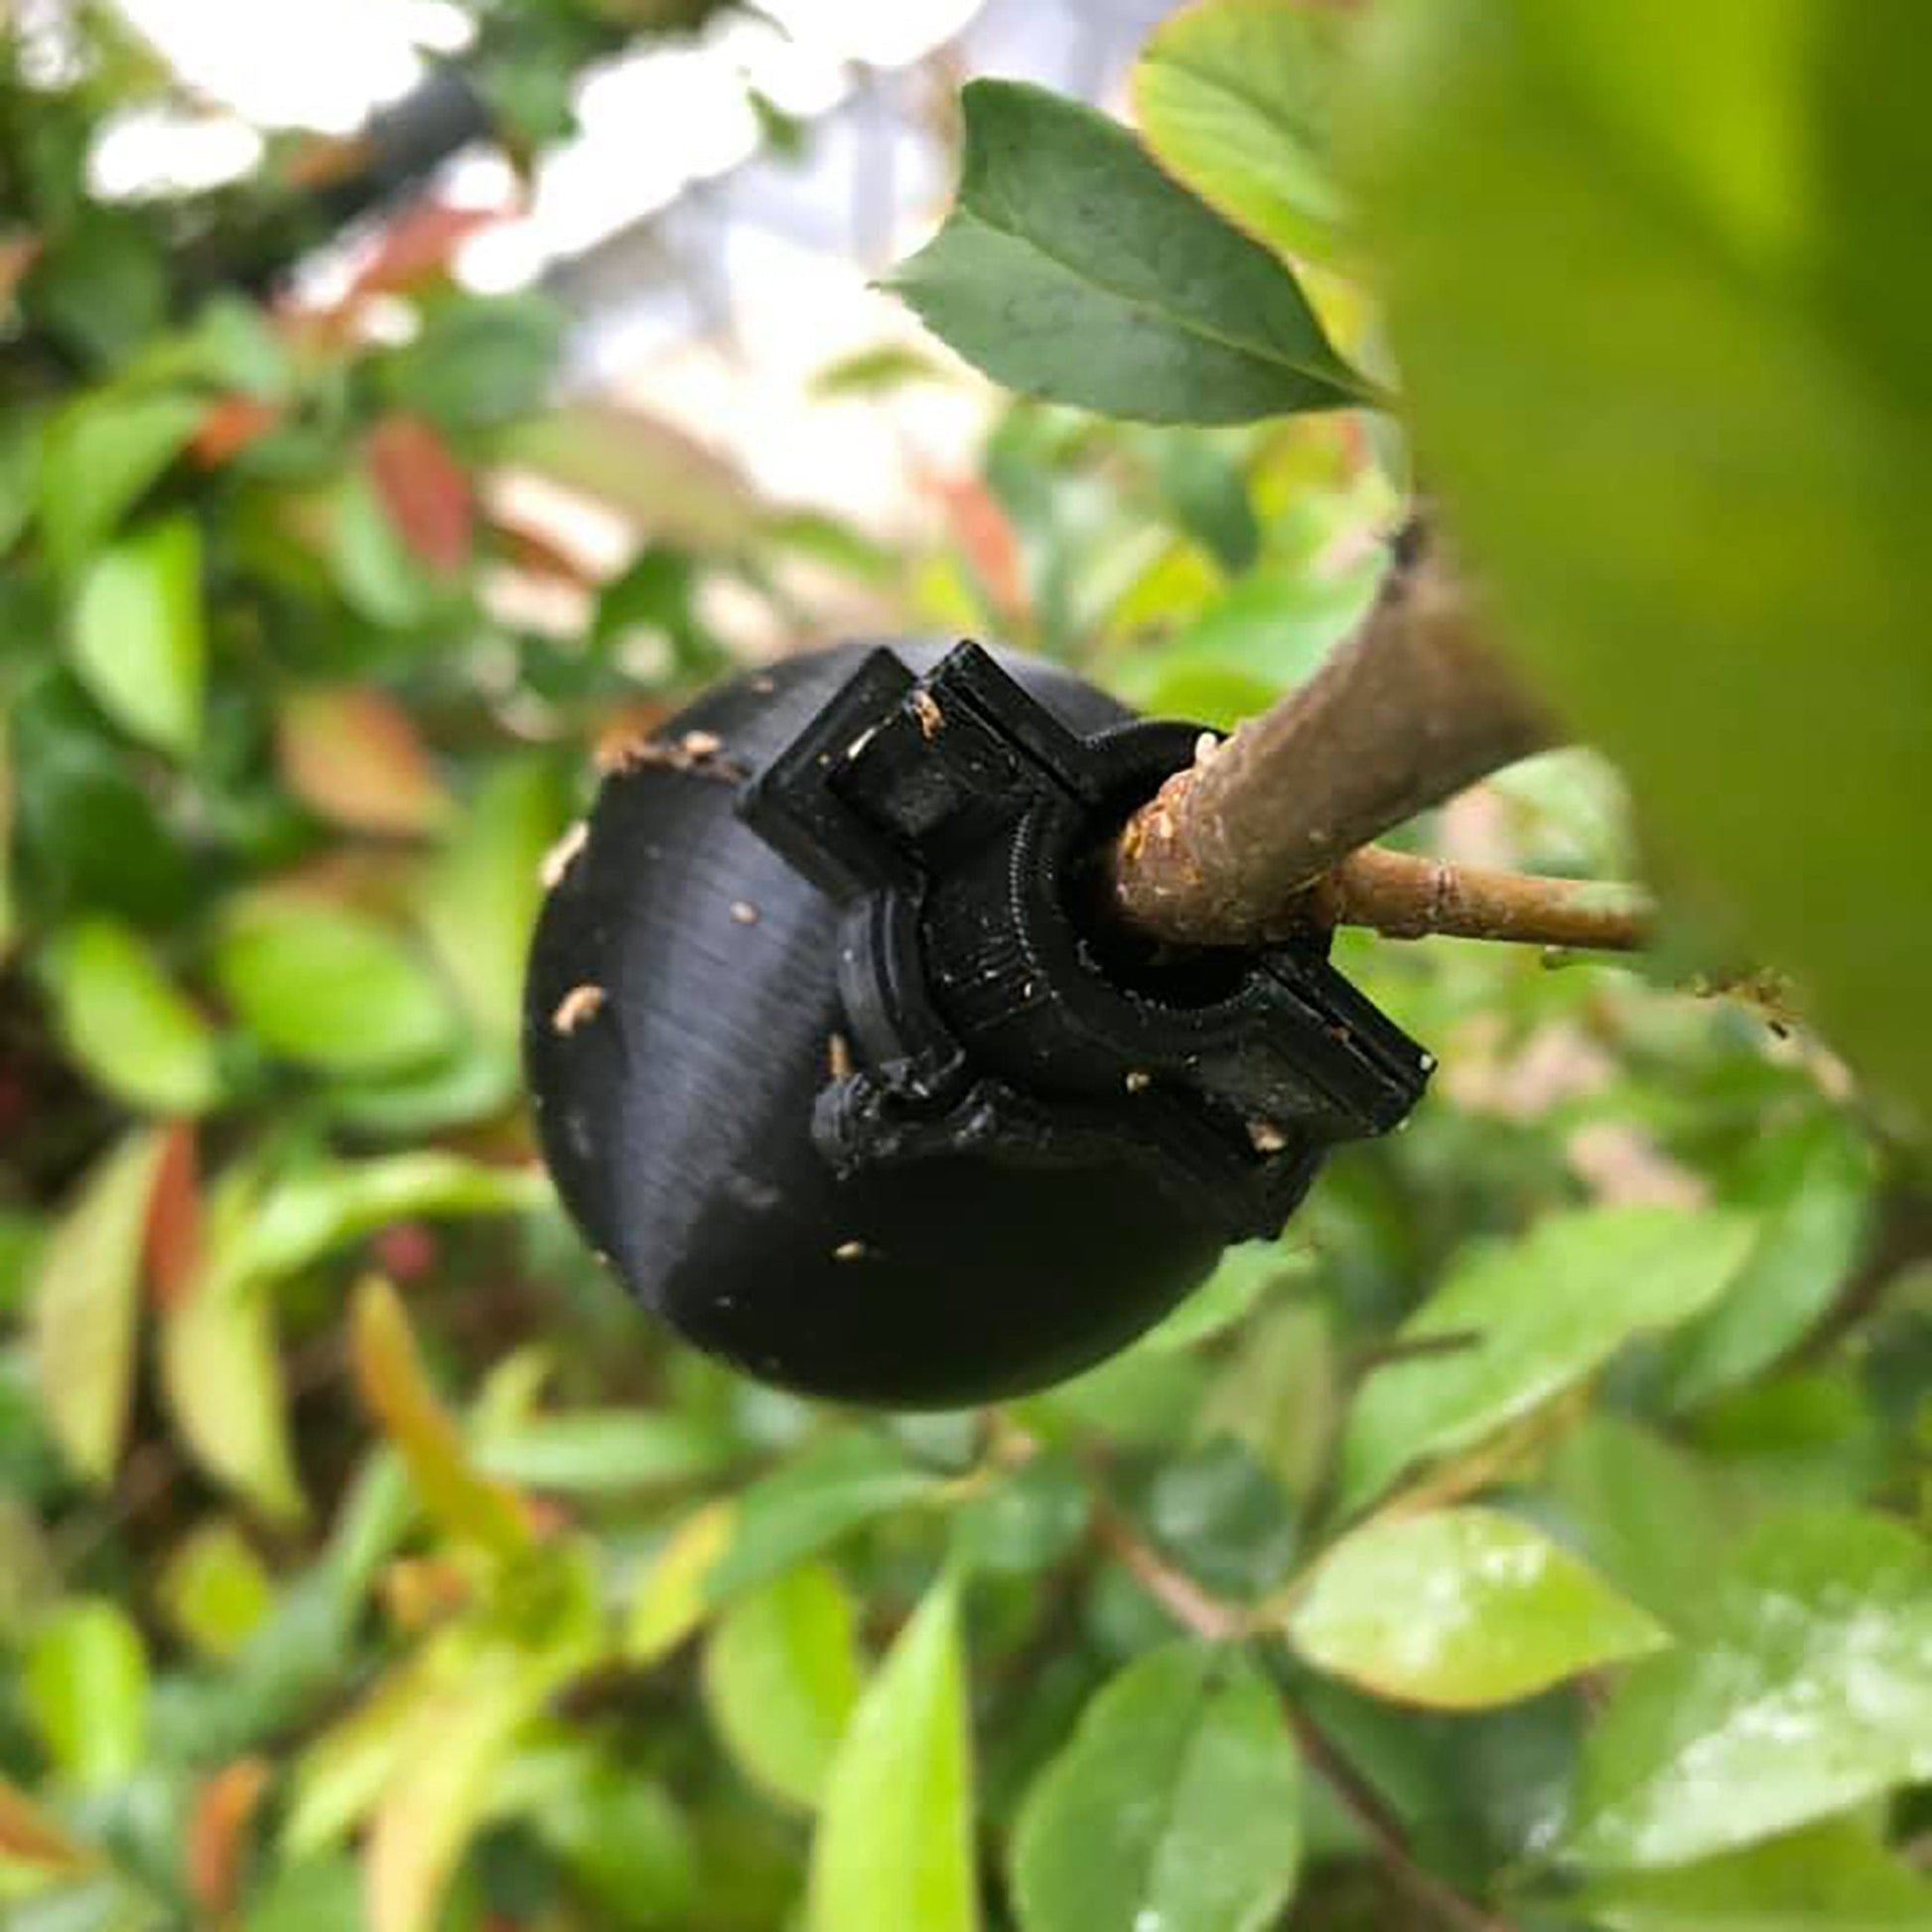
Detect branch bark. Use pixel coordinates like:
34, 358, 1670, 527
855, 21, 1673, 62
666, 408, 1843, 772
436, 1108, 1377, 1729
1106, 521, 1583, 950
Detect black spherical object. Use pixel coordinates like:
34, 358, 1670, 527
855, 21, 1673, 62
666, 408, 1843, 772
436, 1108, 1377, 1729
524, 640, 1429, 1408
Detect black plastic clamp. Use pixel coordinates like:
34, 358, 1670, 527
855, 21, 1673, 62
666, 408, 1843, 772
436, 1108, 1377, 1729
739, 642, 1431, 1243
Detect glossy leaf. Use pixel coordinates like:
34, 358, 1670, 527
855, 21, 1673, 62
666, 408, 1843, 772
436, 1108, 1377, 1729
1287, 1507, 1665, 1710
29, 1130, 167, 1483
213, 896, 458, 1076
47, 916, 220, 1114
69, 515, 205, 757
808, 1578, 977, 1932
1351, 0, 1932, 1118
703, 1562, 864, 1810
348, 1275, 530, 1559
1135, 0, 1350, 264
1580, 1817, 1932, 1932
892, 80, 1371, 425
39, 389, 201, 572
274, 687, 451, 838
1568, 1510, 1932, 1868
1337, 1206, 1754, 1510
1011, 1643, 1302, 1932
23, 1598, 149, 1790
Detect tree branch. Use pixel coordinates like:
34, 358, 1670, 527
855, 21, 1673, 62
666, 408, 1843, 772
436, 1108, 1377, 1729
1106, 520, 1589, 951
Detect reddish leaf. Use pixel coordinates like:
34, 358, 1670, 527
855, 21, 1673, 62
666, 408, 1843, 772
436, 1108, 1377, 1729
191, 395, 279, 468
143, 1122, 204, 1315
275, 685, 452, 838
349, 201, 501, 302
0, 234, 44, 307
0, 1773, 97, 1874
923, 465, 1029, 625
485, 508, 596, 587
365, 414, 474, 574
187, 1756, 271, 1915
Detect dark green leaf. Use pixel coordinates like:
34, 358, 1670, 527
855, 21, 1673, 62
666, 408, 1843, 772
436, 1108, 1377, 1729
892, 80, 1372, 425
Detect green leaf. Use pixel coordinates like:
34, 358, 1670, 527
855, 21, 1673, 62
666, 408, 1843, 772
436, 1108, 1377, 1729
476, 1413, 732, 1494
1351, 0, 1932, 1119
503, 403, 759, 553
157, 1518, 275, 1660
47, 916, 220, 1114
1011, 1643, 1302, 1932
231, 1152, 545, 1289
1287, 1507, 1665, 1710
1654, 1117, 1875, 1412
703, 1563, 864, 1810
625, 1503, 736, 1665
29, 1130, 167, 1484
1143, 1236, 1311, 1352
69, 515, 205, 757
809, 1578, 977, 1932
1579, 1817, 1932, 1932
892, 79, 1371, 425
366, 1613, 592, 1932
159, 1243, 306, 1524
39, 390, 201, 572
1567, 1510, 1932, 1869
416, 756, 567, 1043
706, 1432, 944, 1602
213, 897, 458, 1076
1337, 1206, 1754, 1510
23, 1598, 150, 1790
245, 1855, 368, 1932
1135, 0, 1351, 265
530, 1755, 696, 1929
348, 1276, 530, 1561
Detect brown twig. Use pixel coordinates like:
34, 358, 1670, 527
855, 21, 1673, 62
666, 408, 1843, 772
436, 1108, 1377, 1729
1310, 847, 1654, 952
1107, 520, 1591, 951
1284, 1704, 1516, 1932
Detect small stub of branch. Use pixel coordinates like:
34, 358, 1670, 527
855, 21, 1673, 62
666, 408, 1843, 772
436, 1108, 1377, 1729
1310, 847, 1654, 953
1108, 521, 1562, 948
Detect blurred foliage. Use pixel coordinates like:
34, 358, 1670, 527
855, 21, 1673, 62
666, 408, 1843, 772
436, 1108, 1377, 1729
2, 7, 1929, 1932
